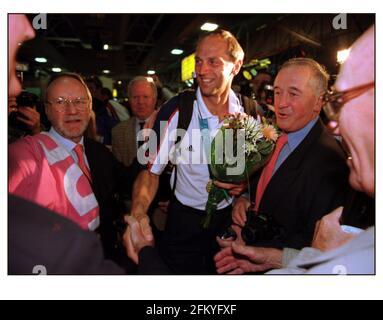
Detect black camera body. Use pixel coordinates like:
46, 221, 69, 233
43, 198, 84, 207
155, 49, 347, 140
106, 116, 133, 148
16, 91, 38, 108
9, 91, 39, 133
241, 208, 283, 245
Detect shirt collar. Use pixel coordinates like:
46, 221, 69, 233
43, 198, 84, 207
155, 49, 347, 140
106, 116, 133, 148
135, 116, 150, 123
286, 116, 319, 152
49, 127, 84, 153
196, 87, 243, 119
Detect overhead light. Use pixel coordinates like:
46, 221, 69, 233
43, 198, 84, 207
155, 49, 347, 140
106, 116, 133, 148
337, 48, 350, 64
181, 53, 195, 82
117, 80, 122, 85
103, 44, 109, 50
200, 22, 219, 32
51, 67, 62, 73
171, 48, 183, 55
102, 69, 111, 74
35, 57, 47, 63
147, 70, 156, 75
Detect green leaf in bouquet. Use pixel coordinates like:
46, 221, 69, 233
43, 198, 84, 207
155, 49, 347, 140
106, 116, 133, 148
250, 150, 262, 163
257, 140, 274, 156
203, 183, 231, 228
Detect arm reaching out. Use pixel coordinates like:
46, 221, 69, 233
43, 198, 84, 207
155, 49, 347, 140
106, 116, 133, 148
129, 169, 160, 240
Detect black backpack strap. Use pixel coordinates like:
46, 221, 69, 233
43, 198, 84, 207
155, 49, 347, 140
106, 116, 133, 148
177, 89, 196, 133
171, 89, 196, 195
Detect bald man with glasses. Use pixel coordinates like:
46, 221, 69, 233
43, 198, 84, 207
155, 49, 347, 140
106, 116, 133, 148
9, 72, 132, 265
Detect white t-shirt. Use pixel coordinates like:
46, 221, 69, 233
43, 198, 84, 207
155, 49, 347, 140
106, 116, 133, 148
148, 88, 243, 210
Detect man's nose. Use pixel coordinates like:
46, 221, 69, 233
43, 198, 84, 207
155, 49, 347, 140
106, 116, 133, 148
137, 97, 146, 104
277, 93, 289, 108
66, 101, 79, 113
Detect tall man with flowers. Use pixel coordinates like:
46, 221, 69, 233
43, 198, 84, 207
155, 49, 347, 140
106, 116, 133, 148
129, 29, 246, 274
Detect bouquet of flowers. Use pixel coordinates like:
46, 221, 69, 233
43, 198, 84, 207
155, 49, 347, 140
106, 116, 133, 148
203, 113, 280, 228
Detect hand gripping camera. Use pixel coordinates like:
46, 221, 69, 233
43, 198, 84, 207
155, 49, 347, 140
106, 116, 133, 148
240, 207, 284, 245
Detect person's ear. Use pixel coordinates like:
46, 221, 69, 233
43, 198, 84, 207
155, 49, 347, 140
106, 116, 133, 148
231, 59, 243, 77
313, 92, 324, 113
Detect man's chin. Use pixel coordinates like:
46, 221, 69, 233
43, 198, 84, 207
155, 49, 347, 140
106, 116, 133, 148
200, 88, 215, 97
60, 129, 86, 142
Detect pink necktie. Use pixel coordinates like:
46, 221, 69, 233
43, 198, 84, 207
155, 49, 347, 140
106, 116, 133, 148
255, 134, 288, 211
73, 144, 92, 182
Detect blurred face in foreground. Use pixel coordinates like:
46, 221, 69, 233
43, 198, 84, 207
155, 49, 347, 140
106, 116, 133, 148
8, 14, 35, 101
334, 26, 375, 197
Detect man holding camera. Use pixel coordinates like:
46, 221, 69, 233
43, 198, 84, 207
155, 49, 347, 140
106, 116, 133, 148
8, 91, 42, 144
225, 58, 350, 255
9, 71, 133, 265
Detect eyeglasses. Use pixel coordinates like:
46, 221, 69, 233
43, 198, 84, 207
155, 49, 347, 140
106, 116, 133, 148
46, 97, 89, 113
323, 82, 374, 122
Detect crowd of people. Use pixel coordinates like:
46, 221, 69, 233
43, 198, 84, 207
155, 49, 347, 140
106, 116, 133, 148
8, 14, 374, 276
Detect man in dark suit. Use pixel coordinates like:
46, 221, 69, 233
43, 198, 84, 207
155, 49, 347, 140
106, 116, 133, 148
215, 27, 375, 275
228, 58, 350, 251
83, 137, 132, 263
9, 195, 125, 275
8, 14, 130, 275
9, 71, 132, 267
112, 76, 171, 235
112, 76, 157, 169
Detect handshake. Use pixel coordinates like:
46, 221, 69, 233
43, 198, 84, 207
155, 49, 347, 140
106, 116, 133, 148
123, 215, 154, 264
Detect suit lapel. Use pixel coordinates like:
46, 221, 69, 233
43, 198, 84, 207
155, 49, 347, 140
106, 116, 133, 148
83, 138, 98, 191
259, 120, 324, 211
126, 118, 137, 165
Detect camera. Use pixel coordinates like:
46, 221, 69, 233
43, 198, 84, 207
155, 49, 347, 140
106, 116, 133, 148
9, 91, 39, 132
16, 91, 38, 108
241, 208, 283, 245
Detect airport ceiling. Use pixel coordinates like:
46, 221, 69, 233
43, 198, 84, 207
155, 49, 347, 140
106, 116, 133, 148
18, 13, 374, 86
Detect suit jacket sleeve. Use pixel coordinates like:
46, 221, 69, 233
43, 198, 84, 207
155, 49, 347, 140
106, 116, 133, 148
9, 195, 125, 275
138, 246, 171, 275
255, 121, 350, 249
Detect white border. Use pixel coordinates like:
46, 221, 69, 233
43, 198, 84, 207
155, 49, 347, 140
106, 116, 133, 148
1, 0, 382, 300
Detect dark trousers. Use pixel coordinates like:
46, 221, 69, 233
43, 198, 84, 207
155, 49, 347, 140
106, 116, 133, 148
158, 198, 232, 275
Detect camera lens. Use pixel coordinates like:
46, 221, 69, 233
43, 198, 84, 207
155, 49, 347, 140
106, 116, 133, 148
16, 91, 38, 108
220, 226, 237, 240
241, 225, 257, 244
